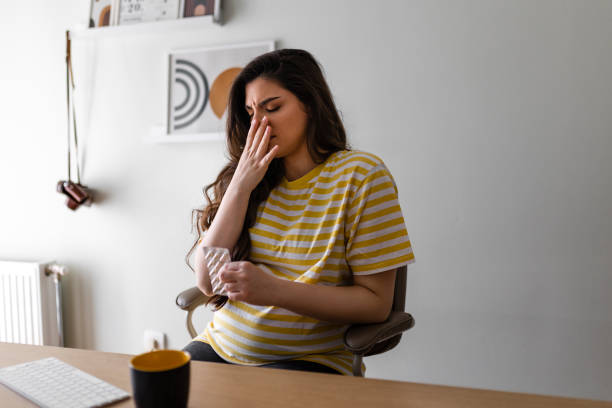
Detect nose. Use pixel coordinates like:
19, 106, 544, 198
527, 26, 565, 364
252, 108, 265, 122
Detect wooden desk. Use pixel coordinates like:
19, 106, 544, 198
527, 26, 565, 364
0, 342, 609, 408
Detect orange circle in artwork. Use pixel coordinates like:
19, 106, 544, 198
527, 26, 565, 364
210, 67, 242, 119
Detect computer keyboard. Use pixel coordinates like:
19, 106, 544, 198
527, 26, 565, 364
0, 357, 130, 408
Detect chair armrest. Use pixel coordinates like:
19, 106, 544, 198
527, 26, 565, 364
175, 287, 210, 311
344, 311, 415, 355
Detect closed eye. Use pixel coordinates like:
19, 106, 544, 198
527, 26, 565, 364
247, 106, 280, 119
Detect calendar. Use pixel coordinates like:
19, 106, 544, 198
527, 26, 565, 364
118, 0, 181, 25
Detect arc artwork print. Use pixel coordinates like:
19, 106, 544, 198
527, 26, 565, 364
167, 41, 275, 137
172, 59, 210, 130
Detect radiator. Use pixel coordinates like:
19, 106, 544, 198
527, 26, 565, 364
0, 260, 67, 347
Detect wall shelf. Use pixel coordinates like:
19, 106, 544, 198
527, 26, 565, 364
144, 126, 224, 144
70, 14, 222, 41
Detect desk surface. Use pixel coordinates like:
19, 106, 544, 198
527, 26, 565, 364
0, 342, 610, 408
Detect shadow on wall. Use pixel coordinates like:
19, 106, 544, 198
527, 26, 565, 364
62, 268, 96, 349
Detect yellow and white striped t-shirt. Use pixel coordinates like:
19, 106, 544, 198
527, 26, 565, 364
197, 149, 415, 375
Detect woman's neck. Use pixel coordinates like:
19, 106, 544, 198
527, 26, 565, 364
283, 149, 317, 182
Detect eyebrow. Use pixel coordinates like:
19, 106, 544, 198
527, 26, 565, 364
245, 96, 281, 110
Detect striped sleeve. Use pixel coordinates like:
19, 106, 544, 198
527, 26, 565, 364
345, 163, 415, 275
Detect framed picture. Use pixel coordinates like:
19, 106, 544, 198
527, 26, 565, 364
162, 40, 275, 142
89, 0, 114, 27
118, 0, 182, 25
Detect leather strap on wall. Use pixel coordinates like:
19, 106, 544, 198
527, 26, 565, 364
65, 30, 81, 184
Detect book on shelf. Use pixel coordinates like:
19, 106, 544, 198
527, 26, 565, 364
183, 0, 215, 18
88, 0, 115, 27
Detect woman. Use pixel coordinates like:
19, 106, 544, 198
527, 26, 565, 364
184, 49, 415, 375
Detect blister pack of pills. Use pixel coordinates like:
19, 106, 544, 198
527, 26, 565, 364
202, 246, 231, 296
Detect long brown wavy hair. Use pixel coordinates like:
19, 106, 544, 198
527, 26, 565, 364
186, 49, 350, 309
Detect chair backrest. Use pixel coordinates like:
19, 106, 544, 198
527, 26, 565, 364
392, 264, 407, 313
364, 264, 409, 357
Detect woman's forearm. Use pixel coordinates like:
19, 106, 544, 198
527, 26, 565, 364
272, 280, 391, 324
200, 181, 251, 249
195, 181, 251, 295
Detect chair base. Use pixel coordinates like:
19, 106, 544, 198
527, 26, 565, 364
352, 354, 364, 377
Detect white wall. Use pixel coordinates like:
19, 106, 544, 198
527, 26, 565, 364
1, 0, 611, 401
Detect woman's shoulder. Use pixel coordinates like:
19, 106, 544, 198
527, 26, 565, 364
325, 149, 388, 174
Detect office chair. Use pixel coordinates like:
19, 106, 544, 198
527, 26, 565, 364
176, 264, 414, 376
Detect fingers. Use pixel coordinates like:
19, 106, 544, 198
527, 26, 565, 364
225, 284, 246, 303
219, 266, 238, 283
223, 283, 237, 293
219, 262, 248, 282
227, 291, 242, 302
263, 144, 279, 164
244, 117, 259, 152
255, 125, 271, 158
250, 116, 268, 156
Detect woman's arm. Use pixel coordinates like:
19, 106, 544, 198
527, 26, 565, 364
194, 116, 278, 295
219, 262, 397, 324
194, 183, 251, 295
276, 270, 397, 323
